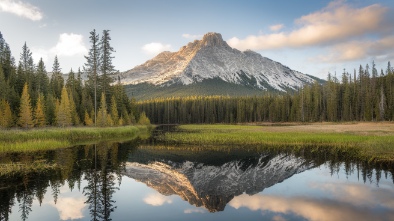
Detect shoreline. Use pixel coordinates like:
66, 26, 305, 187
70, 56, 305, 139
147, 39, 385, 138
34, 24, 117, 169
158, 122, 394, 163
0, 125, 150, 153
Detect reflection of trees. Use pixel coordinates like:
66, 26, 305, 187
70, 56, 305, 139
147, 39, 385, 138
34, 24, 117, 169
0, 168, 62, 221
0, 140, 131, 221
17, 187, 33, 221
84, 164, 100, 221
83, 143, 122, 221
0, 189, 14, 221
0, 141, 393, 220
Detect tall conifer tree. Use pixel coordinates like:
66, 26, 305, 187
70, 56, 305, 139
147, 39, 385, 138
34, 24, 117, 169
50, 56, 64, 99
0, 99, 13, 128
99, 30, 115, 101
97, 92, 108, 127
84, 29, 100, 126
18, 83, 34, 128
34, 94, 46, 127
110, 95, 118, 126
56, 86, 72, 127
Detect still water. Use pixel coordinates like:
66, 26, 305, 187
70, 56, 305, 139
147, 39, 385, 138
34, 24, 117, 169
1, 129, 394, 221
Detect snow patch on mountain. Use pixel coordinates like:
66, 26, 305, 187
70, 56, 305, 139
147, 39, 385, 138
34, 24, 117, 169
120, 32, 317, 92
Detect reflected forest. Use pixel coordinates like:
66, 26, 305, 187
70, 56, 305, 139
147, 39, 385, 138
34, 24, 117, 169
0, 138, 393, 221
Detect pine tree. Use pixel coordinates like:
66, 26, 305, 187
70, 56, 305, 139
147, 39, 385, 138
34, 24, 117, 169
138, 112, 150, 125
0, 34, 15, 83
18, 83, 34, 128
0, 64, 6, 100
68, 89, 80, 125
45, 94, 56, 125
0, 101, 3, 127
84, 110, 94, 126
99, 30, 115, 100
2, 100, 13, 128
56, 86, 72, 127
110, 95, 118, 126
106, 113, 114, 126
50, 56, 64, 99
118, 116, 124, 126
36, 58, 49, 96
34, 94, 46, 127
20, 43, 35, 88
97, 92, 108, 127
84, 29, 100, 126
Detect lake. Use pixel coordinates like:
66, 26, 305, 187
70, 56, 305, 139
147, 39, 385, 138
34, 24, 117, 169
1, 126, 394, 221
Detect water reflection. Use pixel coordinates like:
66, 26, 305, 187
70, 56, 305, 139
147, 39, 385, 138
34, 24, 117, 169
124, 151, 313, 212
0, 140, 132, 221
229, 179, 394, 221
0, 138, 393, 221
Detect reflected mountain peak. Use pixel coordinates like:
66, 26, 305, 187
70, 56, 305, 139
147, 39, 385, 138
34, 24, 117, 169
123, 153, 313, 212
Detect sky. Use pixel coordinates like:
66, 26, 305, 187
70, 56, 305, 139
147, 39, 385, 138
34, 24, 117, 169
0, 0, 394, 79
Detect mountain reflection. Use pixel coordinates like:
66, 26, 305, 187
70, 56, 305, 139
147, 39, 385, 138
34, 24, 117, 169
124, 148, 314, 212
0, 140, 393, 221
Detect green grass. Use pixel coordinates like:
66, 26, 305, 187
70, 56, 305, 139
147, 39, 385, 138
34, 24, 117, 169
159, 124, 394, 163
0, 160, 60, 176
0, 125, 150, 153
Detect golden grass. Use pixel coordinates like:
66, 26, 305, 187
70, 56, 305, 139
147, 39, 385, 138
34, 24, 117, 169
0, 125, 150, 153
158, 123, 394, 163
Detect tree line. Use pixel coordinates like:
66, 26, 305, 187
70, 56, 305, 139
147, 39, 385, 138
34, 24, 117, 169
137, 61, 394, 124
0, 30, 143, 128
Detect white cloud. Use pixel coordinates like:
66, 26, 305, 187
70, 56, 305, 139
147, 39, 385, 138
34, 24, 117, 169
31, 33, 87, 64
310, 182, 394, 210
229, 189, 394, 221
182, 33, 203, 40
50, 33, 88, 56
314, 36, 394, 63
143, 193, 173, 206
270, 24, 284, 32
0, 0, 43, 21
141, 42, 172, 55
31, 47, 49, 64
49, 197, 86, 220
227, 1, 388, 51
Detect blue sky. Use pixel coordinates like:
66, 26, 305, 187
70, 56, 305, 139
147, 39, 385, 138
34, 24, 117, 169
1, 0, 393, 79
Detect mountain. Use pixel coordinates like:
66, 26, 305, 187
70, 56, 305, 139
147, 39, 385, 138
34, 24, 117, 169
123, 150, 313, 212
119, 32, 321, 100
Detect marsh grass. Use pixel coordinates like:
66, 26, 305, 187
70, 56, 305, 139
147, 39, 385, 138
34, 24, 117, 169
0, 125, 148, 153
159, 124, 394, 163
0, 160, 59, 176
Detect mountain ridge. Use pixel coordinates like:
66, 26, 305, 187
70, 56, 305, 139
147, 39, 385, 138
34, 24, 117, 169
119, 32, 321, 99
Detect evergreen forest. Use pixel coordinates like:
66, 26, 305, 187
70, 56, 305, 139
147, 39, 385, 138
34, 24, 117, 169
0, 30, 141, 129
2, 29, 394, 127
137, 62, 394, 124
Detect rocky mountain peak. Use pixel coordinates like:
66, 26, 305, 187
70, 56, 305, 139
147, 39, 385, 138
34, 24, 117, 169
119, 32, 319, 93
201, 32, 227, 47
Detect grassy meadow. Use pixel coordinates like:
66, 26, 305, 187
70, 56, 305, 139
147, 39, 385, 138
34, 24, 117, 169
0, 125, 150, 153
159, 123, 394, 163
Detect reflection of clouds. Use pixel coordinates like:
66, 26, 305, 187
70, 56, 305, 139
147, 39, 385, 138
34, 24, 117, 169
184, 208, 206, 214
49, 197, 86, 220
311, 182, 394, 210
229, 193, 394, 221
143, 193, 173, 206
